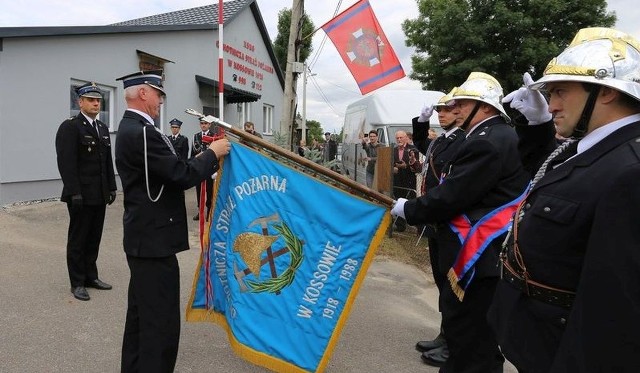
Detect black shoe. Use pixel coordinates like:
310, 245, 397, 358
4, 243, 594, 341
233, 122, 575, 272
421, 345, 449, 367
193, 214, 199, 221
416, 333, 446, 352
85, 279, 112, 290
71, 286, 90, 301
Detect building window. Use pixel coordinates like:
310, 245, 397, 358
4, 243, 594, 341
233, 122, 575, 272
203, 105, 219, 118
70, 81, 115, 131
262, 104, 274, 135
237, 102, 252, 128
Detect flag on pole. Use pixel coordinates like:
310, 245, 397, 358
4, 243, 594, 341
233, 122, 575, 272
321, 0, 405, 95
186, 143, 390, 372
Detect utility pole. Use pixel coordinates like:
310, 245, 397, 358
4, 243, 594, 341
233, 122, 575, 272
301, 63, 316, 144
280, 0, 304, 150
301, 63, 308, 144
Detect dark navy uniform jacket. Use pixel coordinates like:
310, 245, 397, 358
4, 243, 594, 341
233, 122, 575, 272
412, 117, 466, 193
489, 120, 640, 373
55, 113, 116, 205
169, 133, 189, 160
115, 110, 220, 258
404, 116, 530, 279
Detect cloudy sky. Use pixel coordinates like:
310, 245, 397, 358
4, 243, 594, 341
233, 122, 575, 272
1, 0, 638, 133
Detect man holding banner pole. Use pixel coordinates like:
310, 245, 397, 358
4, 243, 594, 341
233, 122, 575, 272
391, 72, 529, 371
114, 70, 230, 373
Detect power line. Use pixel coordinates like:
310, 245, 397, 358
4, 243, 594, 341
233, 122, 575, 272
308, 0, 343, 71
308, 74, 355, 118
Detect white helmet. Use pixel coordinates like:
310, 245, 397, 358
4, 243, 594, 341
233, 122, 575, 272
530, 27, 640, 102
449, 72, 509, 120
434, 89, 456, 109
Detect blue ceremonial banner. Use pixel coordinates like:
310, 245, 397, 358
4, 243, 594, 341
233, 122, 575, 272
186, 142, 390, 372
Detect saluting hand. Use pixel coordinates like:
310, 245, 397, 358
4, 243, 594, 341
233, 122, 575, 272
502, 72, 552, 125
418, 103, 434, 123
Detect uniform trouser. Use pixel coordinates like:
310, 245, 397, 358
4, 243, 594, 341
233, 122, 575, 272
66, 202, 106, 287
440, 277, 504, 373
428, 236, 447, 314
195, 178, 213, 212
121, 255, 180, 373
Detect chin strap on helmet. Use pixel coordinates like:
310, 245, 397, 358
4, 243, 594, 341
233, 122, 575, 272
572, 85, 601, 138
441, 119, 458, 132
460, 101, 482, 132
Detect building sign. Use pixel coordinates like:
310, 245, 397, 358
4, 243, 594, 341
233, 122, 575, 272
216, 40, 275, 92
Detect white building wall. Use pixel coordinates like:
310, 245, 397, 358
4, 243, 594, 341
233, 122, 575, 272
0, 15, 284, 204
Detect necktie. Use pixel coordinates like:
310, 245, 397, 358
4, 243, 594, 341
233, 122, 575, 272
92, 120, 99, 134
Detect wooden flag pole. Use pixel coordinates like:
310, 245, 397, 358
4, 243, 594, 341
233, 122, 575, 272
185, 109, 394, 207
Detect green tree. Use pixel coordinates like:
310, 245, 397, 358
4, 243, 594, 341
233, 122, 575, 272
305, 119, 323, 143
273, 8, 315, 75
402, 0, 616, 93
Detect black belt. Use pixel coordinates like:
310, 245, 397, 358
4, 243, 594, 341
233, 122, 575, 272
501, 264, 575, 309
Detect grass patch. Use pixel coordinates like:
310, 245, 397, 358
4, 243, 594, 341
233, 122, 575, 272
375, 226, 431, 274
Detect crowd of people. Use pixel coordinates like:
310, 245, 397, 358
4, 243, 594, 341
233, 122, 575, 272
54, 26, 640, 372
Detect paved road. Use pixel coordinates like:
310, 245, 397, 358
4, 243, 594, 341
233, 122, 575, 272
0, 189, 514, 372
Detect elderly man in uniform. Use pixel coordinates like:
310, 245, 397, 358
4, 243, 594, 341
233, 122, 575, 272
55, 82, 117, 301
411, 90, 466, 366
168, 118, 189, 160
114, 70, 230, 372
490, 27, 640, 373
391, 72, 530, 372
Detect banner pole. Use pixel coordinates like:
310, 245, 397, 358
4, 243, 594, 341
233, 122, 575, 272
186, 109, 394, 207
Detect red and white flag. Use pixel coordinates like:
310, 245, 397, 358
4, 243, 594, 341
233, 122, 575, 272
321, 0, 405, 95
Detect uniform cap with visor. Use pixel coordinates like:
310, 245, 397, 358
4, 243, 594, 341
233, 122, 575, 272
528, 27, 640, 102
76, 82, 103, 99
447, 72, 509, 121
116, 70, 165, 96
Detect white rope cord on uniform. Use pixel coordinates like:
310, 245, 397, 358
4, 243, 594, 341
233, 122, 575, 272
143, 125, 164, 202
528, 138, 577, 192
501, 138, 578, 249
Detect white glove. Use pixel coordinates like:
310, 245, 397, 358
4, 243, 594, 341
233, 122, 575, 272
502, 72, 552, 125
418, 104, 434, 123
390, 198, 407, 219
